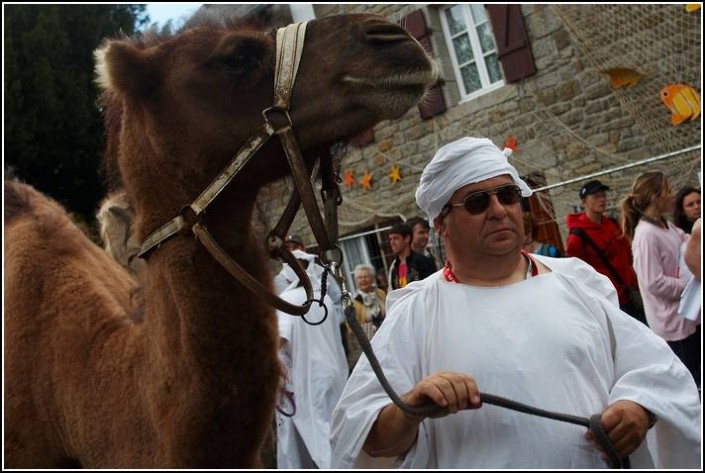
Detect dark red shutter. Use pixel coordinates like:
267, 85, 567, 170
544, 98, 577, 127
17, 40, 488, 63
486, 5, 536, 83
401, 10, 447, 120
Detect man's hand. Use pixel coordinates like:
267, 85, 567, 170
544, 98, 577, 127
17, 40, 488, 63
585, 400, 651, 460
402, 371, 482, 418
364, 371, 481, 457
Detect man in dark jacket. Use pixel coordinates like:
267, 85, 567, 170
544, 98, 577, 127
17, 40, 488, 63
387, 222, 437, 290
566, 180, 645, 324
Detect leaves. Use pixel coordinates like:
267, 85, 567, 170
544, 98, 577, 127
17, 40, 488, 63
4, 4, 147, 221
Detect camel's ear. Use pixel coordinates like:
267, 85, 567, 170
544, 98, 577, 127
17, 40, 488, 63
94, 40, 160, 97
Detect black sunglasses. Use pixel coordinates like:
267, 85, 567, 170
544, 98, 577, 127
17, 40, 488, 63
447, 184, 522, 214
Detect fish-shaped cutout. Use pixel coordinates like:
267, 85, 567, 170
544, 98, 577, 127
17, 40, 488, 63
660, 84, 701, 125
686, 4, 701, 12
600, 68, 645, 89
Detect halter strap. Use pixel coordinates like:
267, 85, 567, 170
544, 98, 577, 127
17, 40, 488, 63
135, 21, 340, 317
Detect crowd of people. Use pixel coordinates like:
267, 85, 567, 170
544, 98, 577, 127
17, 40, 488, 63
271, 137, 701, 469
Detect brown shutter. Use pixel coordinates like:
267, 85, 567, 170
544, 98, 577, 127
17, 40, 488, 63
401, 10, 447, 120
486, 5, 536, 83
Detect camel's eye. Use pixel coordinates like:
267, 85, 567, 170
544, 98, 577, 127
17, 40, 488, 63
211, 36, 265, 77
221, 53, 258, 75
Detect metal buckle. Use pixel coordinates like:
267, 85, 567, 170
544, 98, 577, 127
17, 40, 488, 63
262, 106, 292, 132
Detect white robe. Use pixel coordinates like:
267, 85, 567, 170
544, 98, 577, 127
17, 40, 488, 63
330, 256, 701, 469
277, 285, 349, 469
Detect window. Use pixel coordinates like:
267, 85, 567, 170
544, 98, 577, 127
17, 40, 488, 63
440, 5, 504, 100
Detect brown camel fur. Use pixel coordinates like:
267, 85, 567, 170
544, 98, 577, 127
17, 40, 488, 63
4, 13, 437, 468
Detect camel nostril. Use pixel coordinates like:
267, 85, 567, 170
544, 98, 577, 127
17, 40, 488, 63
363, 21, 412, 44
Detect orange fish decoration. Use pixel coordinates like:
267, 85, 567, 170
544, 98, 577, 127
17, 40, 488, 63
685, 4, 701, 12
660, 84, 701, 125
600, 68, 645, 90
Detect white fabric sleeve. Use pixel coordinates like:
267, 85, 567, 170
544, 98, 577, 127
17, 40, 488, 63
555, 271, 701, 469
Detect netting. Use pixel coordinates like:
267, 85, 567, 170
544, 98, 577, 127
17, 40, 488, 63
257, 5, 702, 238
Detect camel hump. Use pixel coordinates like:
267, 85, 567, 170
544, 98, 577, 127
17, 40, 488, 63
4, 179, 76, 237
4, 179, 38, 225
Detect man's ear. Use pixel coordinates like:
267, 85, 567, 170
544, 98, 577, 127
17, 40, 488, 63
434, 216, 443, 234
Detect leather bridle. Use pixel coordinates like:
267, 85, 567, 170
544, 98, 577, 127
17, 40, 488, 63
137, 21, 342, 316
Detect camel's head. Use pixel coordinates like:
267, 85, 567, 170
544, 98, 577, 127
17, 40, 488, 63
96, 12, 437, 222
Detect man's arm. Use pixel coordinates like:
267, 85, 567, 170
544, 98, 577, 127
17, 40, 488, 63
363, 372, 481, 457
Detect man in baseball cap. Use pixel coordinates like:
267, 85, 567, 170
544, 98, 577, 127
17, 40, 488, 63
567, 179, 644, 324
578, 179, 610, 199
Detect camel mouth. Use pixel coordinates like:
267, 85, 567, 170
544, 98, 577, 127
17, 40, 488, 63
342, 61, 440, 90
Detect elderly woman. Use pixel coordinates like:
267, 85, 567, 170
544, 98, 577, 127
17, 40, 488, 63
346, 264, 387, 371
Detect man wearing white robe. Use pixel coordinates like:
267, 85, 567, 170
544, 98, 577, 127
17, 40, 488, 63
276, 251, 348, 469
330, 137, 701, 469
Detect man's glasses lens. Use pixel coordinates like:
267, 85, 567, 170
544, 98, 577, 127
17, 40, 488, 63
463, 185, 521, 214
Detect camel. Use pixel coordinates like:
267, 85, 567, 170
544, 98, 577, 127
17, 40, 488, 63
4, 12, 437, 468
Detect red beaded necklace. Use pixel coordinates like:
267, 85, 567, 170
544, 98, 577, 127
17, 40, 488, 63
443, 250, 538, 283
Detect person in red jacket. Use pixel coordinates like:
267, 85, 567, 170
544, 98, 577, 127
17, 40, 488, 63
566, 180, 646, 324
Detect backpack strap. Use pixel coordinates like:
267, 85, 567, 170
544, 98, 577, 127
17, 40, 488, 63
569, 228, 631, 294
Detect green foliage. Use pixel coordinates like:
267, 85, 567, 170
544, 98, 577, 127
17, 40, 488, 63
4, 4, 148, 220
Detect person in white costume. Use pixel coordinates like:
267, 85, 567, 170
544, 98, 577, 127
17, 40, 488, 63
276, 250, 348, 469
330, 137, 701, 469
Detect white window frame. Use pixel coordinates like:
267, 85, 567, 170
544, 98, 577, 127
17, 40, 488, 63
439, 4, 504, 102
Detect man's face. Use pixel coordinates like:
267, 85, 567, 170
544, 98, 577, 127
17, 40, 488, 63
388, 232, 409, 256
411, 224, 430, 251
436, 175, 524, 259
582, 190, 607, 214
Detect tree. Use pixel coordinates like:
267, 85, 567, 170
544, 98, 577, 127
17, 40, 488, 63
4, 5, 148, 221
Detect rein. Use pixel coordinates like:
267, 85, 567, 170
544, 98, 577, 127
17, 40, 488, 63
137, 21, 341, 317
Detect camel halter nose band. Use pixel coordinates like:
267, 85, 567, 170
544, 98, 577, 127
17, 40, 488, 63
136, 21, 343, 317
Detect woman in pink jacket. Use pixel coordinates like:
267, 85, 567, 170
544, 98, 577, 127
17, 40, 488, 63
620, 171, 699, 386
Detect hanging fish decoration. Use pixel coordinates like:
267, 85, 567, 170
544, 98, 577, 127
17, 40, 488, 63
599, 68, 645, 89
660, 84, 701, 125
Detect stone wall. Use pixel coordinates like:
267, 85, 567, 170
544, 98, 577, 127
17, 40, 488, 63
253, 4, 701, 246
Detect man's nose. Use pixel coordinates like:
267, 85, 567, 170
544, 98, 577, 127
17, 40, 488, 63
487, 194, 508, 218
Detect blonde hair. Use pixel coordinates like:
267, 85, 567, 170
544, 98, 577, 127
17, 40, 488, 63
619, 171, 669, 241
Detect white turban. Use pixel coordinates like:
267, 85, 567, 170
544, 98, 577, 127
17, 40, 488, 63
415, 137, 532, 222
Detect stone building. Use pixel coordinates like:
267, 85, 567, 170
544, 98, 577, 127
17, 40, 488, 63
201, 4, 701, 291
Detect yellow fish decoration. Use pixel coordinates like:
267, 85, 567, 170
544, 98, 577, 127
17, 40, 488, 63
660, 84, 701, 125
600, 68, 645, 89
685, 4, 701, 12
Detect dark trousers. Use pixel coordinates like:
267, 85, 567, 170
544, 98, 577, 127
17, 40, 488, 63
667, 325, 701, 387
620, 301, 647, 326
